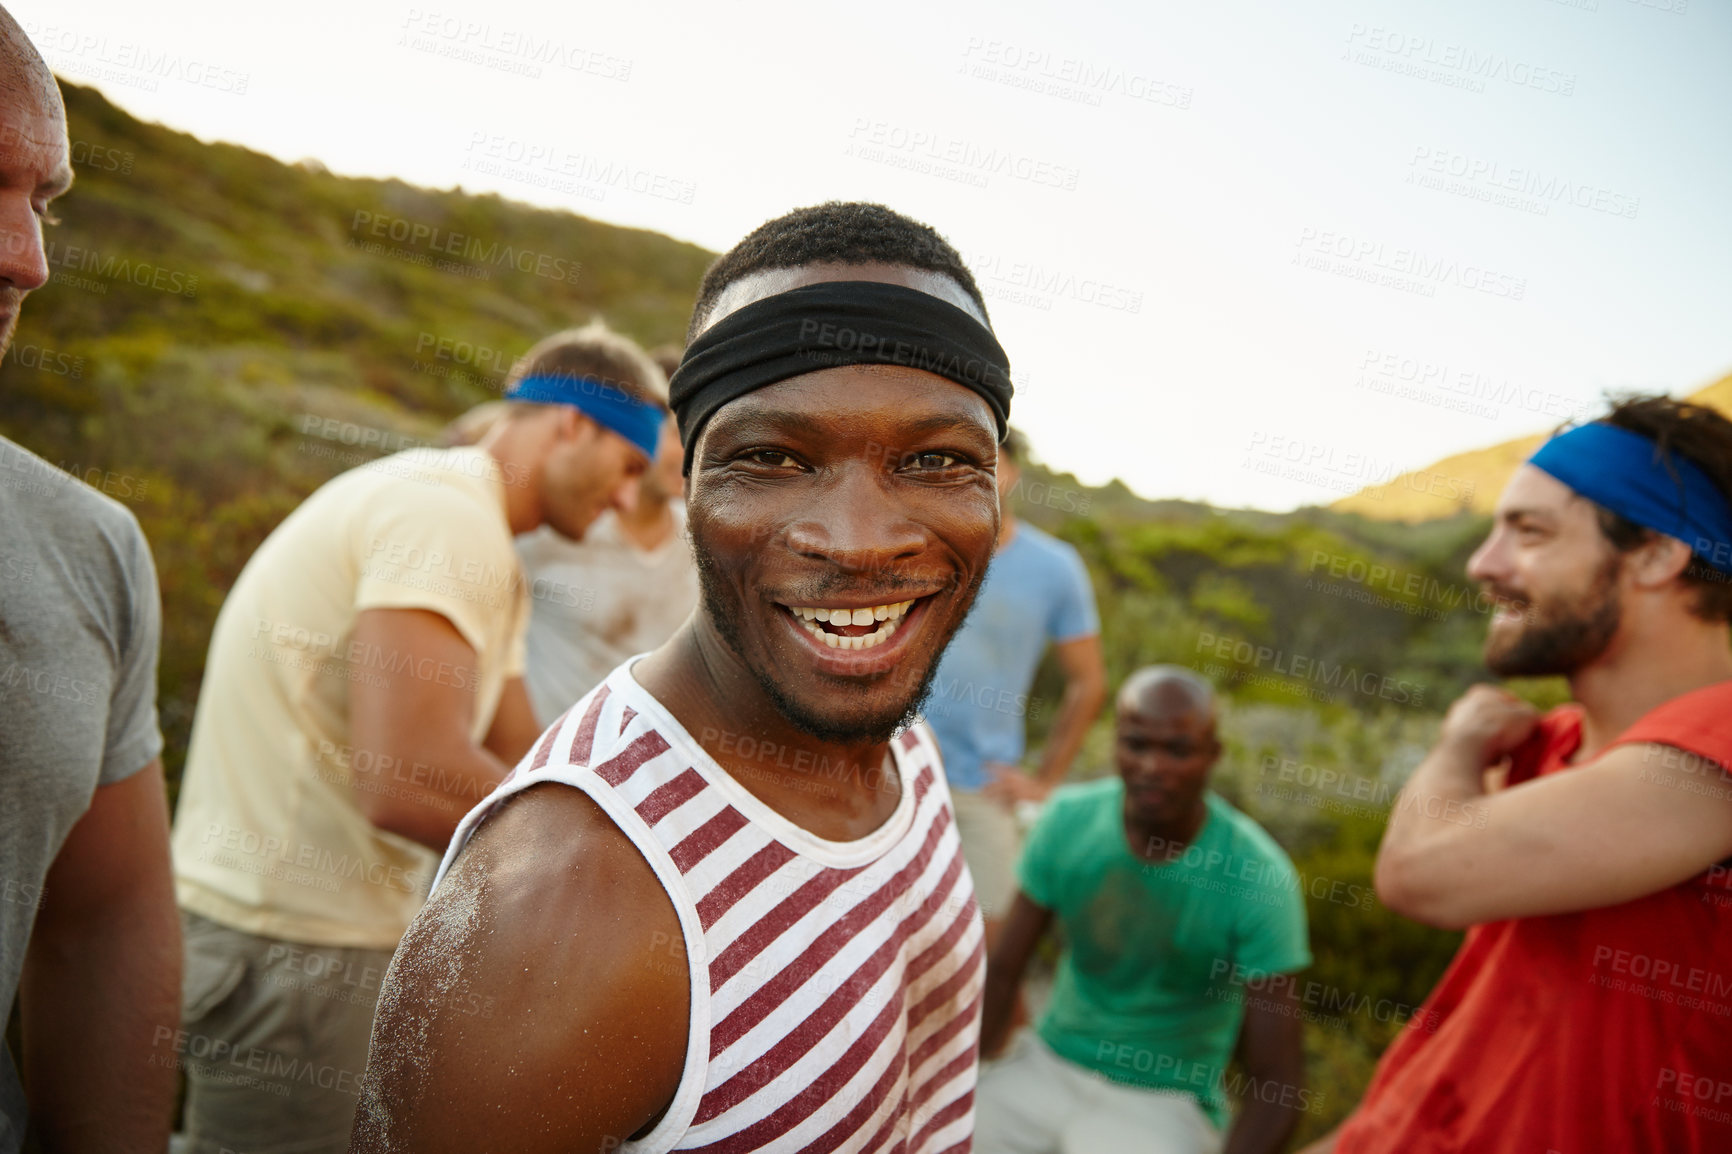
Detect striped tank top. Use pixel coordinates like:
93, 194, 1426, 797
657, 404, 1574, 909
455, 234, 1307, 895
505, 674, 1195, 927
433, 662, 985, 1153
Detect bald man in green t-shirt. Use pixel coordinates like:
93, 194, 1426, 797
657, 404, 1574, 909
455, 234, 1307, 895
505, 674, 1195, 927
976, 667, 1312, 1154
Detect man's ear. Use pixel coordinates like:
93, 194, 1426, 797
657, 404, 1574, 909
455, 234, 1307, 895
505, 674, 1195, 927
1630, 534, 1695, 589
557, 407, 593, 443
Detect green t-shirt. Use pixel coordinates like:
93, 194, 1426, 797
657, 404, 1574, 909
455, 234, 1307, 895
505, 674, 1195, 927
1019, 779, 1311, 1128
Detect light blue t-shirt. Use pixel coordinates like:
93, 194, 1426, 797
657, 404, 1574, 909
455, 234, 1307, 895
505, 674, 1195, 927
922, 521, 1098, 793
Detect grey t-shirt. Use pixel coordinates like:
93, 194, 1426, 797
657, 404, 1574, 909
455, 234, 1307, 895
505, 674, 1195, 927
0, 437, 164, 1149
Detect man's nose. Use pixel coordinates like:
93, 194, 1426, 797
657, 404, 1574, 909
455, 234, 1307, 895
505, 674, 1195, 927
609, 475, 641, 515
0, 196, 50, 294
783, 464, 924, 572
1465, 529, 1506, 585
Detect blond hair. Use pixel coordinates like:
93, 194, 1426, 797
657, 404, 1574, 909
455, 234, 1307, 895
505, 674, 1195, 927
506, 319, 669, 408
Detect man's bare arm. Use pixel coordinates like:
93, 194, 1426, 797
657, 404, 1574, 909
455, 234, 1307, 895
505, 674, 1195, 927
21, 760, 179, 1153
1224, 979, 1307, 1154
983, 635, 1106, 806
351, 783, 689, 1154
979, 891, 1053, 1058
348, 608, 512, 850
1376, 686, 1732, 928
1036, 634, 1107, 788
483, 676, 542, 765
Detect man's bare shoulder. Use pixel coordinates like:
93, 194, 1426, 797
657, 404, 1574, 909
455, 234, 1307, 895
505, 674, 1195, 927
353, 782, 689, 1154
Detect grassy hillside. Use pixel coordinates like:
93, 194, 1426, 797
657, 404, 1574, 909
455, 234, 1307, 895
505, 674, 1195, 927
1331, 373, 1732, 521
3, 81, 712, 778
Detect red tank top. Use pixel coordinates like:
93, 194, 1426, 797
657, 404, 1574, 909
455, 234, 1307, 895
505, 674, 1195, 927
1338, 680, 1732, 1154
435, 663, 985, 1153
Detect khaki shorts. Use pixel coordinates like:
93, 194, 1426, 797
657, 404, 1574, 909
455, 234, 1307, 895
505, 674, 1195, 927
975, 1030, 1223, 1154
950, 787, 1023, 920
173, 911, 394, 1154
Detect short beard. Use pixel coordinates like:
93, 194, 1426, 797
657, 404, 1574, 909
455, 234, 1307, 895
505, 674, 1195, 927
690, 536, 972, 745
1484, 552, 1623, 678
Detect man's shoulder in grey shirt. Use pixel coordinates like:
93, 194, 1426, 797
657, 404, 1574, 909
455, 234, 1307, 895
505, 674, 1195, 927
0, 436, 165, 1145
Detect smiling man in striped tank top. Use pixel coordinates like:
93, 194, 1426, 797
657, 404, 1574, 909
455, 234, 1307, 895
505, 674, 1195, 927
352, 203, 1013, 1154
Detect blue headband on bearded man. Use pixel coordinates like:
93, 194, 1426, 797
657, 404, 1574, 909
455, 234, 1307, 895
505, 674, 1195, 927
1527, 422, 1732, 575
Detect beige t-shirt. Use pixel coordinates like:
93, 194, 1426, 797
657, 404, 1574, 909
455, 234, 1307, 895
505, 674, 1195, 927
172, 447, 529, 949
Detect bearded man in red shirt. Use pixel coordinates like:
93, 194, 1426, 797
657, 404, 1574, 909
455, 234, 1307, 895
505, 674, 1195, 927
1309, 395, 1732, 1154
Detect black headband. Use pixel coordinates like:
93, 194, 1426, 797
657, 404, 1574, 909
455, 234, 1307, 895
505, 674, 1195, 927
668, 280, 1013, 473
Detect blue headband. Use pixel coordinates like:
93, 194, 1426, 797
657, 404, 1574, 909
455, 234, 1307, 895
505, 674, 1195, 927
504, 374, 664, 462
1528, 423, 1732, 575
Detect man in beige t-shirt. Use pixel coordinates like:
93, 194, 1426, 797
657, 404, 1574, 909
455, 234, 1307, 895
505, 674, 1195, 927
170, 321, 668, 1154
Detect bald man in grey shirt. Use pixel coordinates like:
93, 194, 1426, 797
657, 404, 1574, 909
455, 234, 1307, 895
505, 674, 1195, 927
0, 9, 180, 1150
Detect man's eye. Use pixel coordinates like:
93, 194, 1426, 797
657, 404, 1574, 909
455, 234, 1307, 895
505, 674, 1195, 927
905, 451, 959, 470
746, 450, 800, 468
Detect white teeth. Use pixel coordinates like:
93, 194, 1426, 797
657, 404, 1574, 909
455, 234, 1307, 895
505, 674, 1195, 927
785, 600, 917, 622
796, 614, 903, 652
784, 598, 919, 653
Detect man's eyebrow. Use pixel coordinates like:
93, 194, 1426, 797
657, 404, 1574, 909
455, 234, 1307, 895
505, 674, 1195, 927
1501, 506, 1555, 524
896, 412, 996, 441
712, 408, 829, 441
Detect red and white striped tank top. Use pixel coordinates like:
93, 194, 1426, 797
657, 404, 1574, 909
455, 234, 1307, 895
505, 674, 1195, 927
433, 662, 985, 1153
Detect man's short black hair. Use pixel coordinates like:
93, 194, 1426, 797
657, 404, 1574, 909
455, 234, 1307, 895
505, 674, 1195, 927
687, 201, 991, 343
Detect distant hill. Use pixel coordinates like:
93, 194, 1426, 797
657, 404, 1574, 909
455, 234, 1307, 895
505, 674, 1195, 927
1331, 373, 1732, 522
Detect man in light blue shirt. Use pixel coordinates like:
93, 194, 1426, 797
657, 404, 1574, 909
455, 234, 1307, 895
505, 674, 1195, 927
924, 429, 1106, 936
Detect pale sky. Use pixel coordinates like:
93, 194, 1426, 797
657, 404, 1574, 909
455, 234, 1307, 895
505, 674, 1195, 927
21, 0, 1732, 510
